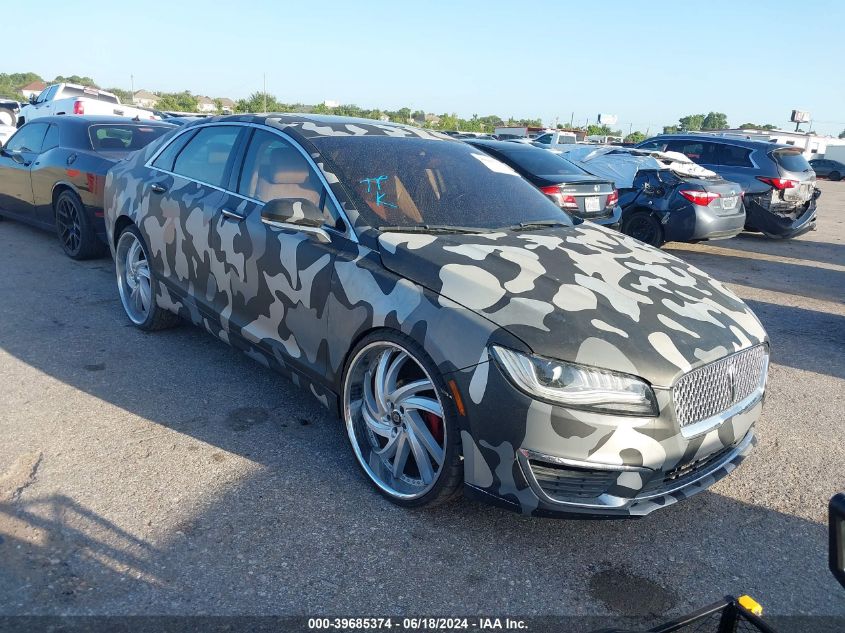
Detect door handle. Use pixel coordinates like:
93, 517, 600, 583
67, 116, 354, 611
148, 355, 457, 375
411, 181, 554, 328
150, 183, 167, 194
221, 208, 245, 221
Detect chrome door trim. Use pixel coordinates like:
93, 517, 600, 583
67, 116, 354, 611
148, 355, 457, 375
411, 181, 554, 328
261, 218, 330, 244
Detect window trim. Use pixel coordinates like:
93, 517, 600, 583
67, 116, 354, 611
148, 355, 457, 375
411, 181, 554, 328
146, 121, 357, 243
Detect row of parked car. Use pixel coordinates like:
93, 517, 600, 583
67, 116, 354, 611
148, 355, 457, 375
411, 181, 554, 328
0, 110, 776, 520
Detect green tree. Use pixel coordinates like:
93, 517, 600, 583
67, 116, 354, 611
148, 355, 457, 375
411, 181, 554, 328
624, 131, 646, 144
234, 91, 286, 113
678, 114, 705, 131
106, 87, 133, 103
157, 91, 199, 112
53, 75, 98, 88
838, 129, 845, 139
585, 124, 623, 137
663, 125, 679, 134
739, 122, 777, 130
0, 72, 45, 99
701, 111, 728, 130
214, 98, 224, 113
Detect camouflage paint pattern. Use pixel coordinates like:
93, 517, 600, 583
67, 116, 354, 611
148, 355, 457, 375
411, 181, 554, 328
104, 114, 769, 517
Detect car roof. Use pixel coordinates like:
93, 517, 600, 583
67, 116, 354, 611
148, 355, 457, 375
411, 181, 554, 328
465, 138, 541, 151
184, 113, 445, 141
646, 134, 793, 151
33, 115, 177, 127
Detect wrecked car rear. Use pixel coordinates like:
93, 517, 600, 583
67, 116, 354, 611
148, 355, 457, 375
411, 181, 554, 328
557, 146, 745, 247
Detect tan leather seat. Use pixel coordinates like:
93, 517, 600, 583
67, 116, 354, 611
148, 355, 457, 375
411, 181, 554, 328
254, 147, 321, 205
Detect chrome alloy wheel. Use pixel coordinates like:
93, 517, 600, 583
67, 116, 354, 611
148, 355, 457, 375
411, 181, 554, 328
116, 230, 153, 325
343, 341, 448, 500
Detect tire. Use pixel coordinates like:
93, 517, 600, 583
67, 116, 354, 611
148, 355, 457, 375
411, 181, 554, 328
341, 330, 463, 508
621, 211, 665, 248
53, 190, 106, 260
115, 225, 180, 331
0, 108, 14, 127
829, 171, 841, 182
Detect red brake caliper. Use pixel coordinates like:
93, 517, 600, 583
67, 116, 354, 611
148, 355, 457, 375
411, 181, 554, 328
421, 411, 444, 444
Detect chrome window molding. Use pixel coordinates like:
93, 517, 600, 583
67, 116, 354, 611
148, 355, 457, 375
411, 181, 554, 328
144, 121, 358, 243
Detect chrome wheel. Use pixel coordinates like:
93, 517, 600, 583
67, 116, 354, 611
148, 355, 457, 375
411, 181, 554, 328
343, 341, 448, 500
55, 196, 82, 255
116, 230, 153, 325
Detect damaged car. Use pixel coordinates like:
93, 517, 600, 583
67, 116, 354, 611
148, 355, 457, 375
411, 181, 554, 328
104, 114, 769, 518
637, 135, 819, 239
557, 145, 746, 248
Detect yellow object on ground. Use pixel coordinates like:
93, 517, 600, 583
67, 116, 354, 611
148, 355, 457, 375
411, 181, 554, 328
738, 594, 763, 616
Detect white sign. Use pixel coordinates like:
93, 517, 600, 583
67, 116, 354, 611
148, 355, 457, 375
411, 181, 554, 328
791, 110, 811, 123
597, 113, 618, 125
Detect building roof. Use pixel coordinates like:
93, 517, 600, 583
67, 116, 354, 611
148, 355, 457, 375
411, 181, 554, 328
133, 90, 159, 100
216, 97, 235, 107
196, 96, 215, 105
21, 81, 46, 91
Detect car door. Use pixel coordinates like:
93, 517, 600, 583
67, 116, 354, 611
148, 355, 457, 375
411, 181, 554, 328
208, 126, 346, 381
144, 124, 243, 318
0, 122, 49, 217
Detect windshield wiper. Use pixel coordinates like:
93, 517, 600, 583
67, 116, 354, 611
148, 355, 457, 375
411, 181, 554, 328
378, 224, 492, 235
503, 219, 571, 232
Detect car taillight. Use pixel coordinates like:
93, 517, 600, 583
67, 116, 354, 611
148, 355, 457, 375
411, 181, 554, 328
540, 185, 578, 209
73, 100, 85, 115
605, 189, 619, 208
756, 176, 797, 190
680, 190, 720, 206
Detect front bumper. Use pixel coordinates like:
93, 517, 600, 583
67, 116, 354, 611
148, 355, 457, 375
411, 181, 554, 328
454, 356, 761, 518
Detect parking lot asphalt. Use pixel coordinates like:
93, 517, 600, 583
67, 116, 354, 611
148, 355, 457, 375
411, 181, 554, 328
0, 182, 843, 628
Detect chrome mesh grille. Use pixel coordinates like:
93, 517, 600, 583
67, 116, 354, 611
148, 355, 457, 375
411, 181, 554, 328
673, 345, 767, 427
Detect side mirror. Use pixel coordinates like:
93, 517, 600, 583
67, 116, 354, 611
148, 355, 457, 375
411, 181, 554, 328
260, 198, 330, 243
28, 94, 37, 105
830, 493, 845, 590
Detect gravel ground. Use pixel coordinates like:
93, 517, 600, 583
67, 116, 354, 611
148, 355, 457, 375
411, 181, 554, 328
0, 181, 843, 629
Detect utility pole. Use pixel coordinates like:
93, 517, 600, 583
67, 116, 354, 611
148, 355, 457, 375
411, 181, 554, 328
130, 74, 134, 96
569, 112, 574, 127
263, 73, 267, 113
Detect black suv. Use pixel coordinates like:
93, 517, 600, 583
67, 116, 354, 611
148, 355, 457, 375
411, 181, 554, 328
636, 134, 819, 238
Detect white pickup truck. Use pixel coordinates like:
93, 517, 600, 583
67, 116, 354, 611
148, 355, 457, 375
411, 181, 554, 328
16, 83, 158, 126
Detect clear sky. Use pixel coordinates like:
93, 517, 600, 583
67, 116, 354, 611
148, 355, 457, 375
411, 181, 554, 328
15, 0, 845, 136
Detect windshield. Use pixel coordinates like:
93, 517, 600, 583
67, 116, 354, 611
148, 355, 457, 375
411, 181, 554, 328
314, 136, 573, 230
88, 124, 173, 152
491, 146, 588, 178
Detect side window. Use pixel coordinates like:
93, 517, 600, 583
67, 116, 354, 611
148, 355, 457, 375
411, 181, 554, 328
6, 123, 48, 153
237, 129, 323, 209
534, 133, 551, 144
41, 125, 60, 152
171, 126, 241, 187
715, 144, 752, 167
151, 130, 197, 171
638, 140, 666, 151
42, 85, 58, 102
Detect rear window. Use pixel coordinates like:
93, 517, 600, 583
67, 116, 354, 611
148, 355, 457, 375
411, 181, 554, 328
492, 146, 586, 177
771, 148, 812, 174
61, 86, 119, 104
89, 124, 172, 152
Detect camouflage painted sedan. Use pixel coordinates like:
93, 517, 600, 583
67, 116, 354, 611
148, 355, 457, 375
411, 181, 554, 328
104, 114, 769, 517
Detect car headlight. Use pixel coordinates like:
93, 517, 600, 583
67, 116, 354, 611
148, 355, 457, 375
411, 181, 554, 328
490, 346, 658, 416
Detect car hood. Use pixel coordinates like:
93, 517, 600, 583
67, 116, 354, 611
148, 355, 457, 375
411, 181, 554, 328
377, 223, 767, 387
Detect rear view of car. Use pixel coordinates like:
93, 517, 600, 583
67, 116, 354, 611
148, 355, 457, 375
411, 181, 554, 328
636, 135, 819, 239
465, 139, 621, 227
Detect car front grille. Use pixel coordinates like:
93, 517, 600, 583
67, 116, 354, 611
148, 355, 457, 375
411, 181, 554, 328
673, 345, 768, 428
638, 442, 737, 496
